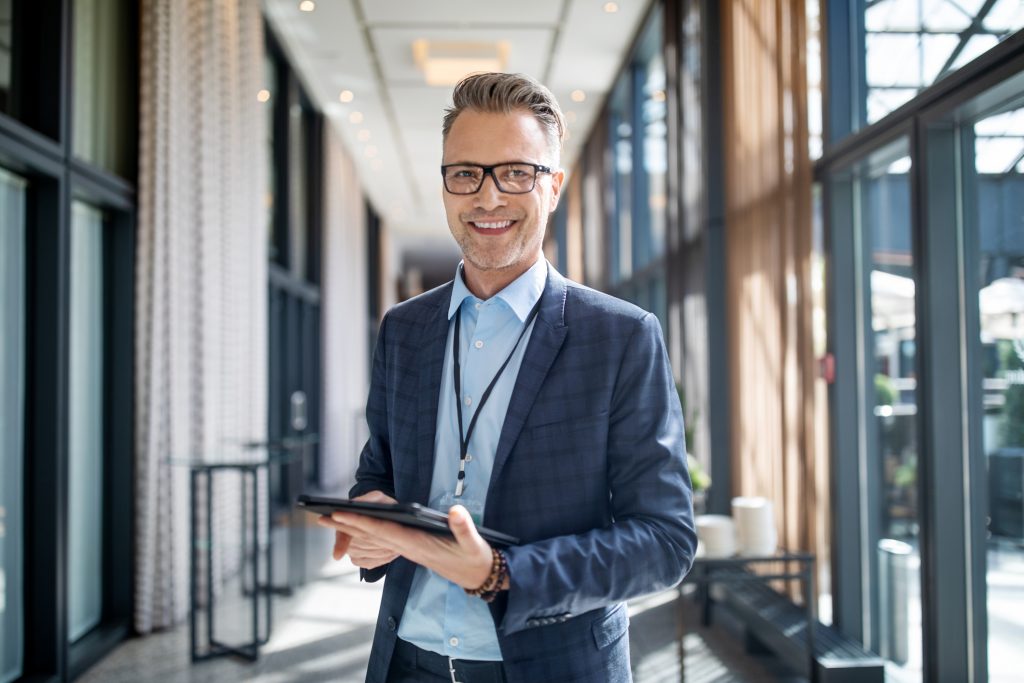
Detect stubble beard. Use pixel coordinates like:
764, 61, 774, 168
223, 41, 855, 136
454, 220, 541, 275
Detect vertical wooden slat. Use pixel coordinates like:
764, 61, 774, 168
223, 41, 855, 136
721, 0, 820, 582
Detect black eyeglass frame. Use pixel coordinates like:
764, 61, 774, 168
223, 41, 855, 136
440, 162, 553, 195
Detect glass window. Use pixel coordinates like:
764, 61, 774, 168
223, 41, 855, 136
610, 77, 633, 285
0, 167, 26, 683
288, 83, 313, 282
968, 104, 1024, 683
867, 146, 922, 682
863, 0, 1024, 125
73, 0, 134, 177
640, 15, 667, 266
836, 139, 923, 681
67, 201, 105, 643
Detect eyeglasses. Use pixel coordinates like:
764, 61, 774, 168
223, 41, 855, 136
441, 162, 553, 195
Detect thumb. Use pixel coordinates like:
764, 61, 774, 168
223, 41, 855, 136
448, 505, 483, 549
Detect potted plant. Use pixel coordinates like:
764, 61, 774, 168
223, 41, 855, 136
678, 384, 711, 513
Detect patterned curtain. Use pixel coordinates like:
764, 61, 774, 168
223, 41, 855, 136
720, 0, 824, 569
134, 0, 267, 632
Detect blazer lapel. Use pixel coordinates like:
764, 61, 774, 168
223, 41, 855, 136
487, 266, 568, 492
413, 285, 453, 506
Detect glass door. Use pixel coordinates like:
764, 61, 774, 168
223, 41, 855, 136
965, 102, 1024, 683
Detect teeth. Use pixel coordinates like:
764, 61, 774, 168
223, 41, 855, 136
473, 220, 513, 229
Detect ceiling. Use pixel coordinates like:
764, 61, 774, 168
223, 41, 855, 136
263, 0, 653, 248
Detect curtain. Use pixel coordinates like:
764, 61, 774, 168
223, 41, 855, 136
135, 0, 267, 632
721, 0, 824, 570
320, 123, 370, 492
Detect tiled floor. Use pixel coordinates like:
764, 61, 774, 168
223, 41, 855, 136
80, 551, 802, 683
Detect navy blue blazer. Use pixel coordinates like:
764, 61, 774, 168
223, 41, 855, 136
351, 265, 697, 683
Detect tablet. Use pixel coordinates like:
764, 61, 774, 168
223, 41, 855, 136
296, 494, 520, 548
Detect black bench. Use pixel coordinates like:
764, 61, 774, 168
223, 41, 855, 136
715, 566, 885, 683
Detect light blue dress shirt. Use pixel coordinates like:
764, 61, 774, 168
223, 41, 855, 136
396, 258, 546, 660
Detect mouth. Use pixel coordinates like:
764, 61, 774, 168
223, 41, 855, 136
467, 219, 517, 235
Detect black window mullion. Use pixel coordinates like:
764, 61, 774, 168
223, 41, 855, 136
913, 115, 973, 683
825, 169, 867, 642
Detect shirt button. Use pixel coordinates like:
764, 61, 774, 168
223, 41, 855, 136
449, 636, 460, 647
465, 454, 473, 462
475, 303, 481, 309
464, 396, 472, 406
474, 340, 484, 349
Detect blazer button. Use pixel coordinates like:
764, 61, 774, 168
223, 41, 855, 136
387, 616, 397, 631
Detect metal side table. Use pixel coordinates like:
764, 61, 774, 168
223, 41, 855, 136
188, 459, 271, 662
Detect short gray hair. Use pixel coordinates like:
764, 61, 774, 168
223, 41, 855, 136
442, 72, 565, 166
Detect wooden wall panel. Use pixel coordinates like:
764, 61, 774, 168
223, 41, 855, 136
721, 0, 821, 569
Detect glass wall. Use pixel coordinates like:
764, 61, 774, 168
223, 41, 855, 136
965, 102, 1024, 683
0, 168, 26, 683
602, 7, 668, 327
865, 143, 922, 682
67, 201, 106, 643
832, 139, 923, 681
862, 0, 1024, 126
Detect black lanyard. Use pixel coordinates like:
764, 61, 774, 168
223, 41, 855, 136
452, 297, 542, 497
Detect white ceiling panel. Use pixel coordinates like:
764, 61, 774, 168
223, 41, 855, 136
371, 27, 555, 84
359, 0, 565, 26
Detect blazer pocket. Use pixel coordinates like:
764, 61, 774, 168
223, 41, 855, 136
592, 603, 629, 650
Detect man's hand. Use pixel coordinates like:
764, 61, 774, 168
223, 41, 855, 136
318, 501, 496, 591
317, 490, 400, 569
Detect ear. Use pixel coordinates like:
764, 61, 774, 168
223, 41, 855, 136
547, 168, 566, 213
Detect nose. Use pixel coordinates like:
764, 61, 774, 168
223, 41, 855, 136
473, 172, 507, 210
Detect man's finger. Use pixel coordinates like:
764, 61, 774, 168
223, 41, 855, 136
333, 531, 351, 561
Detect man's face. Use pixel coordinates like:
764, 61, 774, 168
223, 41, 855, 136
442, 109, 563, 277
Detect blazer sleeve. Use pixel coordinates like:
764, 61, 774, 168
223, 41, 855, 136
499, 312, 698, 635
348, 311, 396, 583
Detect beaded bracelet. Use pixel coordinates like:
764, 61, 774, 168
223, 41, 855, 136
465, 548, 508, 603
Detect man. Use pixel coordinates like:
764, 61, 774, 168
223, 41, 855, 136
319, 72, 696, 683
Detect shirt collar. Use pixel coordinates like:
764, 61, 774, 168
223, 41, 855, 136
447, 257, 547, 322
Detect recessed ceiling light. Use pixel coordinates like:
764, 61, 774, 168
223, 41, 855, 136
349, 111, 364, 124
256, 89, 271, 103
603, 2, 619, 13
570, 90, 586, 102
565, 110, 578, 124
299, 1, 315, 12
357, 129, 371, 142
339, 90, 354, 103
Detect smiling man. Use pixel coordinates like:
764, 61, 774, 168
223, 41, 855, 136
319, 72, 696, 683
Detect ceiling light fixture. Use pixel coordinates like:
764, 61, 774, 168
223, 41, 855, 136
570, 90, 586, 102
256, 89, 271, 103
412, 40, 510, 86
349, 111, 364, 124
339, 89, 354, 103
357, 129, 371, 142
298, 0, 315, 12
603, 2, 619, 12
